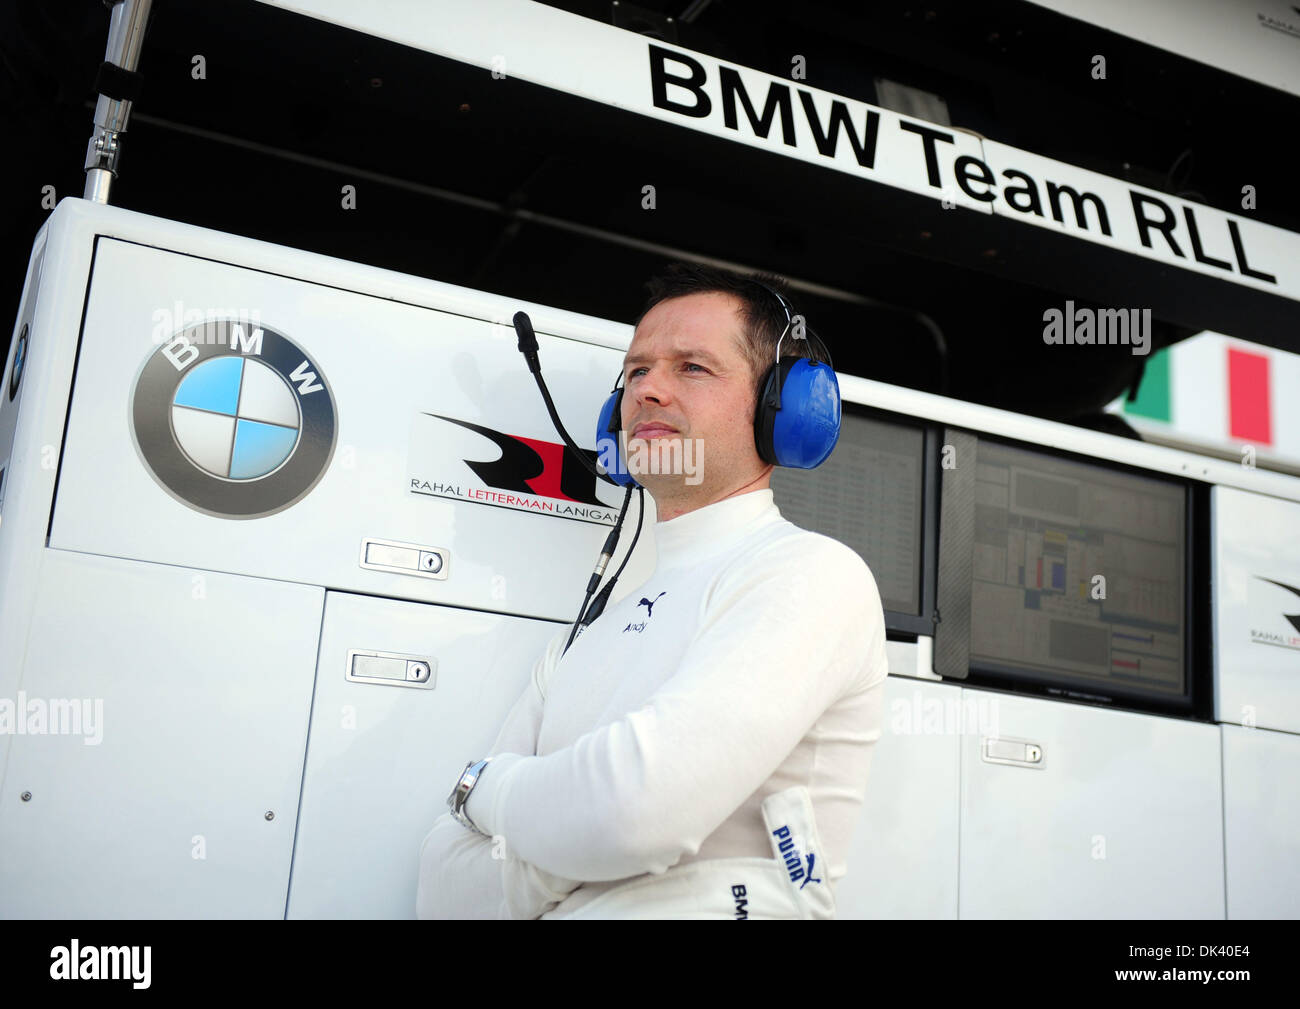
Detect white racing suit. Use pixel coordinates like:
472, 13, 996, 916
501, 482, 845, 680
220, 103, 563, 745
422, 490, 890, 922
539, 786, 835, 920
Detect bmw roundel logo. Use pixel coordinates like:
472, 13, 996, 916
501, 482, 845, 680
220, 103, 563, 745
130, 320, 336, 519
8, 324, 27, 402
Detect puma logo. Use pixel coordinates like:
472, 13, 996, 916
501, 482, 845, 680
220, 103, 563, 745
624, 592, 666, 634
771, 824, 822, 889
637, 591, 666, 617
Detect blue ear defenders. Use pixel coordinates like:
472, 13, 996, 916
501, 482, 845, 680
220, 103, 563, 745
595, 280, 841, 483
750, 282, 841, 468
596, 378, 640, 487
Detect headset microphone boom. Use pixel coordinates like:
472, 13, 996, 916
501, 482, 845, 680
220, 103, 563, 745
511, 285, 842, 655
513, 310, 641, 654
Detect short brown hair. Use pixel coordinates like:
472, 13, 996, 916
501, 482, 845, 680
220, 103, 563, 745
633, 262, 829, 402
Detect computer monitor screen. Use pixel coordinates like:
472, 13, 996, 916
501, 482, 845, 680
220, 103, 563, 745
968, 438, 1186, 698
770, 411, 925, 616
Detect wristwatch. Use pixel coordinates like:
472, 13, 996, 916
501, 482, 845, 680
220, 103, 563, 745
446, 756, 493, 835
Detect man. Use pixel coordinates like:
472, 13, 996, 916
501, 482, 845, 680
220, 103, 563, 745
417, 262, 889, 919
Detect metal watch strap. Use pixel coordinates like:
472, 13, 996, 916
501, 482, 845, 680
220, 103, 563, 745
448, 756, 492, 834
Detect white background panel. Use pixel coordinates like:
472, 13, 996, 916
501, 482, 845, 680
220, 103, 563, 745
835, 677, 961, 919
0, 549, 323, 918
959, 690, 1223, 918
50, 237, 654, 622
1222, 724, 1300, 919
287, 591, 560, 918
1213, 485, 1300, 733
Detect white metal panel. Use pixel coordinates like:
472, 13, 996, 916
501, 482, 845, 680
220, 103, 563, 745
1213, 485, 1300, 733
6, 197, 1299, 921
959, 689, 1224, 918
884, 636, 939, 682
49, 234, 653, 622
1222, 724, 1300, 919
835, 677, 962, 919
0, 211, 101, 794
29, 199, 1300, 506
0, 549, 323, 918
286, 591, 560, 918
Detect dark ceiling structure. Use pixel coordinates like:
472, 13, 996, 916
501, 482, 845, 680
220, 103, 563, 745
4, 0, 1297, 434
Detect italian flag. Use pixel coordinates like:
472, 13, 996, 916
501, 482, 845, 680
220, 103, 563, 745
1119, 333, 1300, 464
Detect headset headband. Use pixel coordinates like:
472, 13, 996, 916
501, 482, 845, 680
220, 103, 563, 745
747, 279, 835, 371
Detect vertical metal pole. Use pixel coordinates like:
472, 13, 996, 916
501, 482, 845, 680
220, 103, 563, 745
84, 0, 153, 203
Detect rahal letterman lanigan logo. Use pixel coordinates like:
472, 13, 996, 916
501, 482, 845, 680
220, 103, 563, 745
410, 412, 619, 525
1249, 575, 1300, 650
130, 321, 336, 518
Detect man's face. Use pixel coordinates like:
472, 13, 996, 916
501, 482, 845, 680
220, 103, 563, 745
620, 291, 766, 495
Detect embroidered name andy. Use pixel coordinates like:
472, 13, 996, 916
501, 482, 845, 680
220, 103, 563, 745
624, 591, 667, 633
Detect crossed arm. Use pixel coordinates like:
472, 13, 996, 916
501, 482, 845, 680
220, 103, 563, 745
416, 628, 583, 920
463, 539, 883, 883
418, 539, 884, 914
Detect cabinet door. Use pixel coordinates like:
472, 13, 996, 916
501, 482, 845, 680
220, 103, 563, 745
835, 676, 962, 919
286, 590, 560, 918
0, 549, 323, 918
1222, 723, 1300, 919
959, 689, 1224, 918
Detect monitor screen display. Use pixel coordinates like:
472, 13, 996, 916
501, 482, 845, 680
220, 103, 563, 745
770, 411, 925, 615
968, 439, 1186, 697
